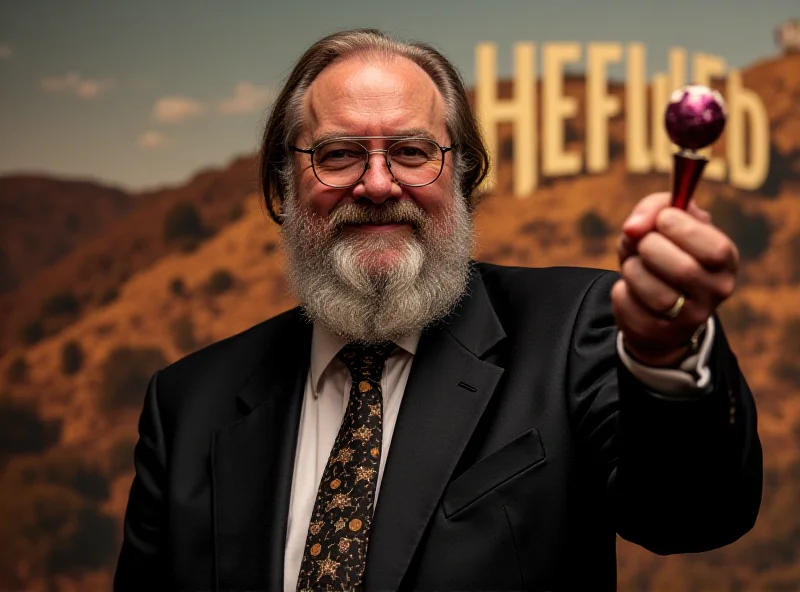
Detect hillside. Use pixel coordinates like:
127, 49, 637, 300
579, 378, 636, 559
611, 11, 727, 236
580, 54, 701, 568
0, 176, 134, 293
0, 52, 798, 591
0, 154, 259, 356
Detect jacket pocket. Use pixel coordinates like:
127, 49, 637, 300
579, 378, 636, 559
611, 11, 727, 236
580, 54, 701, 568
443, 427, 546, 518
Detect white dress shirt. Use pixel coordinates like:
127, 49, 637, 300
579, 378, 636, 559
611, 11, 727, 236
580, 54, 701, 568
282, 319, 715, 591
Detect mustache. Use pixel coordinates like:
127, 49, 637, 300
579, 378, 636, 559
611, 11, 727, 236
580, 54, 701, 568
328, 200, 427, 230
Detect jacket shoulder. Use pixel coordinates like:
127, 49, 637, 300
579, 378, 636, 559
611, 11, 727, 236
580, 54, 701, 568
475, 261, 617, 296
155, 306, 307, 399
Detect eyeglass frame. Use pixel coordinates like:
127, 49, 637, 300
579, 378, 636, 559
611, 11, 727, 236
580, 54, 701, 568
289, 136, 453, 189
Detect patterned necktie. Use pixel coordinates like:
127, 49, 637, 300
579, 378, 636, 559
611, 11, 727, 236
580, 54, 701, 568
297, 341, 396, 592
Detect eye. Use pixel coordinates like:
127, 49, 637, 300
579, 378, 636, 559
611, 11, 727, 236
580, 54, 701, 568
389, 140, 438, 165
315, 142, 366, 168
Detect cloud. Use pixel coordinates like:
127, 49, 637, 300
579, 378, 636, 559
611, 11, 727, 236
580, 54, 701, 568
137, 131, 166, 149
0, 44, 11, 60
41, 72, 113, 99
216, 81, 273, 114
153, 95, 206, 123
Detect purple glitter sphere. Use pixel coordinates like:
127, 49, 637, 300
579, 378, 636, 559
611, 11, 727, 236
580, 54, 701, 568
664, 85, 727, 151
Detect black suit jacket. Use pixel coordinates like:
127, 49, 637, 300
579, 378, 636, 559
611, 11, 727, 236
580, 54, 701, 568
114, 263, 762, 591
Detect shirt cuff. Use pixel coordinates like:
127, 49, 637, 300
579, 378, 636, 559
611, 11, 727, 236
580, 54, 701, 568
616, 317, 715, 396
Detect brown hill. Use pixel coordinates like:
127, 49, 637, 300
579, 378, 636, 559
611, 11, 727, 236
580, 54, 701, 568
0, 176, 133, 293
0, 52, 798, 591
0, 154, 259, 356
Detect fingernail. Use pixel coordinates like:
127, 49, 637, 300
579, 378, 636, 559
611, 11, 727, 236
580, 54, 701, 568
624, 214, 644, 228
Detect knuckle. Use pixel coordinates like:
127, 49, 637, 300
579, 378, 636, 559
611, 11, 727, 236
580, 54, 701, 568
676, 259, 700, 284
708, 240, 734, 267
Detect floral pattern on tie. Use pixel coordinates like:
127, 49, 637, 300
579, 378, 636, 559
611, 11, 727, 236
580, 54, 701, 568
297, 341, 396, 592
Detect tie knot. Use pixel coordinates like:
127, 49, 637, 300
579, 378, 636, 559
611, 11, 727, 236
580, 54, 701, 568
337, 341, 396, 378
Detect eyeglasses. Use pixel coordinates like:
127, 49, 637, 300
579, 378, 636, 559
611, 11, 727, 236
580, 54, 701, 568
289, 136, 452, 188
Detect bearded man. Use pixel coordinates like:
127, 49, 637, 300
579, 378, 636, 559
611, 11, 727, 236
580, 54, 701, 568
115, 29, 762, 592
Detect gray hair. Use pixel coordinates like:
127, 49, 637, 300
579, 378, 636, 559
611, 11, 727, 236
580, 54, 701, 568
258, 28, 489, 224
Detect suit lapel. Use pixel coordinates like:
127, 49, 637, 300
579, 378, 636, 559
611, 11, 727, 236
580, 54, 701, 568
211, 309, 312, 592
365, 268, 506, 591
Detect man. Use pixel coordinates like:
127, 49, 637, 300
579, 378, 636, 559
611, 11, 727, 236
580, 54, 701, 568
115, 29, 762, 591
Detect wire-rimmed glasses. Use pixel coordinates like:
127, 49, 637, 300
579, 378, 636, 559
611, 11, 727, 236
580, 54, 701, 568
289, 136, 452, 188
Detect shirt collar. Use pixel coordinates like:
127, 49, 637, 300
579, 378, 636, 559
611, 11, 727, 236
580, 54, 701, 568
310, 322, 420, 397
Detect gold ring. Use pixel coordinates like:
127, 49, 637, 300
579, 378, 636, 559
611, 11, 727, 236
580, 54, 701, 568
664, 294, 686, 319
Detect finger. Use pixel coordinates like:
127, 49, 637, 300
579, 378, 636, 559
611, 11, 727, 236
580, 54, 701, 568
611, 279, 688, 351
617, 234, 638, 264
620, 255, 683, 317
655, 208, 740, 272
637, 231, 736, 310
622, 192, 672, 240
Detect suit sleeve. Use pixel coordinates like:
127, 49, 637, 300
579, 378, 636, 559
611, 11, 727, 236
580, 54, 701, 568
567, 271, 763, 555
114, 371, 170, 590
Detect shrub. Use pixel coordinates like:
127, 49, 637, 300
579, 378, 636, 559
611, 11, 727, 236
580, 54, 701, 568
787, 232, 800, 283
577, 211, 611, 241
170, 314, 198, 353
98, 286, 119, 306
98, 345, 168, 411
61, 340, 85, 376
0, 396, 60, 460
717, 300, 766, 334
41, 291, 81, 319
6, 356, 29, 384
163, 201, 208, 251
204, 268, 235, 296
107, 434, 137, 477
0, 478, 116, 581
20, 320, 45, 345
169, 276, 186, 297
778, 318, 800, 358
6, 449, 109, 502
708, 195, 772, 262
228, 202, 244, 221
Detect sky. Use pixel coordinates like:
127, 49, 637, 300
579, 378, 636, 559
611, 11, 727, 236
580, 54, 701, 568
0, 0, 796, 192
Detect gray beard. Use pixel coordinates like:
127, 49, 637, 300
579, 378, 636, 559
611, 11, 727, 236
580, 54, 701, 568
280, 186, 474, 345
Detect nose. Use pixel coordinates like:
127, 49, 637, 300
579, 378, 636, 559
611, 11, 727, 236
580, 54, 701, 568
351, 151, 401, 203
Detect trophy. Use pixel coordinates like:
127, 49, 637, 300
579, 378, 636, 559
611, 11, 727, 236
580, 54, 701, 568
664, 85, 728, 210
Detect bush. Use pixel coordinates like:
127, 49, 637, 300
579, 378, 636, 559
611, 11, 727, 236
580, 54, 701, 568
228, 202, 244, 221
163, 201, 208, 251
0, 397, 60, 460
98, 286, 119, 306
170, 314, 198, 353
98, 345, 168, 411
787, 232, 800, 283
772, 359, 800, 388
778, 318, 800, 358
577, 211, 611, 241
708, 195, 772, 262
5, 449, 109, 502
717, 300, 766, 334
41, 291, 81, 319
107, 434, 137, 477
61, 340, 85, 376
0, 478, 116, 581
6, 356, 29, 384
204, 268, 235, 296
169, 276, 186, 297
20, 320, 45, 345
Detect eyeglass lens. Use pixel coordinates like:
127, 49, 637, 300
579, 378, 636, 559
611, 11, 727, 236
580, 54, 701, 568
312, 139, 443, 187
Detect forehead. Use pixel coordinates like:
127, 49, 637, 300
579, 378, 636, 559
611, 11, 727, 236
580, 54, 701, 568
301, 55, 447, 143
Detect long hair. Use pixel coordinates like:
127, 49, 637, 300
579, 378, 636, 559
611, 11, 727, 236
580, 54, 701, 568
258, 28, 490, 224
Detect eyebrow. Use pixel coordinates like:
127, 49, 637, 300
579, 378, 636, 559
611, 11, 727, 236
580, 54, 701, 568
310, 128, 438, 146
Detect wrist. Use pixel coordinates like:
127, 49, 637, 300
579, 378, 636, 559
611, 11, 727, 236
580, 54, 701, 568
623, 324, 707, 369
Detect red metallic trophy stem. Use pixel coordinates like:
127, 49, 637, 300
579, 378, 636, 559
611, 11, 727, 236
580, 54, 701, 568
671, 150, 708, 210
